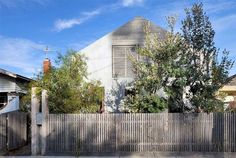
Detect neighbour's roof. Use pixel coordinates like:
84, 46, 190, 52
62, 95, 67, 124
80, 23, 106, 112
0, 68, 31, 82
225, 74, 236, 86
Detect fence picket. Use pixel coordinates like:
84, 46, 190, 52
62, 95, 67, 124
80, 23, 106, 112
43, 113, 236, 155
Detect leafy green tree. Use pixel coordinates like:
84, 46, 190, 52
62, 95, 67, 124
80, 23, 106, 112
21, 50, 104, 113
181, 3, 234, 112
124, 21, 183, 113
125, 3, 234, 113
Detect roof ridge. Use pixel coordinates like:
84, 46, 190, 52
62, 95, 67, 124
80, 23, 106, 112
0, 68, 31, 81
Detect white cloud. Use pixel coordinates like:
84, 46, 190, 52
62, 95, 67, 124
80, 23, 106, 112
54, 0, 145, 32
54, 19, 82, 32
204, 1, 236, 14
121, 0, 144, 7
81, 9, 101, 17
212, 14, 236, 32
0, 0, 48, 8
54, 9, 101, 32
0, 35, 47, 77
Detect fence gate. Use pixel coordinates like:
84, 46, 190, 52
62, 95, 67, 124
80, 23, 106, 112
0, 111, 28, 152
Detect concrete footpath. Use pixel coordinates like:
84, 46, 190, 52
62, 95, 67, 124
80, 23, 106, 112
1, 152, 236, 158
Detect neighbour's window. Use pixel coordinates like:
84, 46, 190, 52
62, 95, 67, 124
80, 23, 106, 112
0, 93, 7, 110
112, 45, 138, 78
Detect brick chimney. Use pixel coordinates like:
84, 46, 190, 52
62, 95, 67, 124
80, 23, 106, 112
43, 58, 51, 74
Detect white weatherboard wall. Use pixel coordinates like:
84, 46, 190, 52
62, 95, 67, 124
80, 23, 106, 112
81, 33, 113, 90
0, 76, 16, 92
0, 76, 20, 114
80, 34, 115, 112
0, 68, 30, 114
81, 34, 132, 112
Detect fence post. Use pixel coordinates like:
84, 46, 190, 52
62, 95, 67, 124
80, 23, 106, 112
41, 90, 48, 155
31, 87, 40, 155
115, 114, 119, 153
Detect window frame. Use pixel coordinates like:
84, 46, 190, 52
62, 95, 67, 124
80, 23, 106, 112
112, 45, 139, 78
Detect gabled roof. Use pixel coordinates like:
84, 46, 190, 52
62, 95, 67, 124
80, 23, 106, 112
80, 16, 167, 52
112, 16, 167, 41
0, 68, 31, 82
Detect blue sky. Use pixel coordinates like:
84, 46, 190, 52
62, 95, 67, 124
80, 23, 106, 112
0, 0, 235, 78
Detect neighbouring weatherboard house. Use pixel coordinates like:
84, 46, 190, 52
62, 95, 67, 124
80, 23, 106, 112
0, 68, 31, 114
80, 17, 167, 112
218, 74, 236, 110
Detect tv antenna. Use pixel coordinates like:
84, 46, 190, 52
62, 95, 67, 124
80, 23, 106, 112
44, 46, 56, 58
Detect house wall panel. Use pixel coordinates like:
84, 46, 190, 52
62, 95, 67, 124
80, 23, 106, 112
0, 75, 16, 93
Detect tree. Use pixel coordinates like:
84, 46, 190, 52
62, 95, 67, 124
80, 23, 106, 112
125, 3, 234, 113
124, 20, 183, 113
181, 3, 234, 112
21, 50, 104, 113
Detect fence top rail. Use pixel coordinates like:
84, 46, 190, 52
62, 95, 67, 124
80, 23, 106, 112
48, 112, 236, 116
0, 111, 28, 116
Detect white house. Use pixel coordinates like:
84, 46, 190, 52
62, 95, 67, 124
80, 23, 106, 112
80, 17, 166, 112
0, 68, 31, 114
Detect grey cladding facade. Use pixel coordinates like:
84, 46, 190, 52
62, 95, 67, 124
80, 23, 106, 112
81, 17, 167, 112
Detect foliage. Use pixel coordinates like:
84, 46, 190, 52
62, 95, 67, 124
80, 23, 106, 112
180, 3, 233, 112
21, 50, 104, 113
125, 3, 234, 113
124, 21, 182, 113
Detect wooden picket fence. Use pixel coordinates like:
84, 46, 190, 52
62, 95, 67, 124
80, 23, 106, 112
45, 113, 236, 155
0, 111, 28, 152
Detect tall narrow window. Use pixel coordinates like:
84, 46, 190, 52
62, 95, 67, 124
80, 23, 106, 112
112, 45, 138, 78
